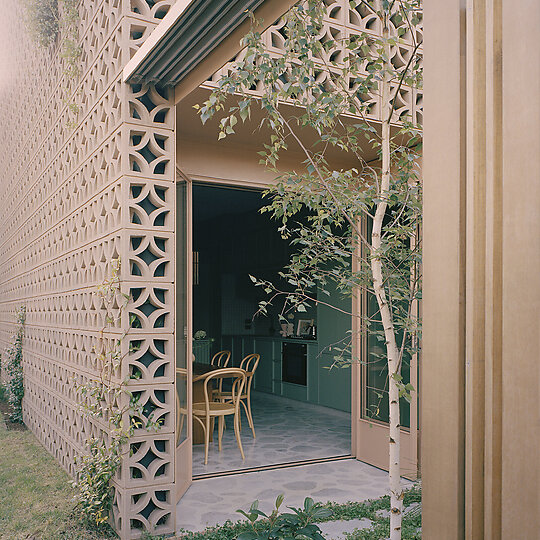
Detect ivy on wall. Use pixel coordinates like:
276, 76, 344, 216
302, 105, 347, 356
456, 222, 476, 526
73, 260, 163, 526
23, 0, 82, 119
4, 307, 27, 424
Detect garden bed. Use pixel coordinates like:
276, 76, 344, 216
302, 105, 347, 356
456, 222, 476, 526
178, 486, 422, 540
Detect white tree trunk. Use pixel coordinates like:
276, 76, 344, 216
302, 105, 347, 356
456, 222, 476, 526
370, 19, 403, 540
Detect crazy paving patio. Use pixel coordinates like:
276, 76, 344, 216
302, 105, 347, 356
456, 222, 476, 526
178, 392, 396, 533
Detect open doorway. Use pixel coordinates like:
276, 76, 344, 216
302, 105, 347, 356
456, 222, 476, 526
190, 183, 352, 477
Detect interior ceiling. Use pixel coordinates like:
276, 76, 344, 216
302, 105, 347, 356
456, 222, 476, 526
193, 183, 265, 224
176, 87, 381, 166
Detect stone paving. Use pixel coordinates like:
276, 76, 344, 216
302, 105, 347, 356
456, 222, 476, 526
192, 391, 352, 476
177, 458, 392, 533
318, 518, 373, 539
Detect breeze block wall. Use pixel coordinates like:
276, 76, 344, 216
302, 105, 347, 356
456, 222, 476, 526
0, 1, 177, 537
205, 0, 423, 126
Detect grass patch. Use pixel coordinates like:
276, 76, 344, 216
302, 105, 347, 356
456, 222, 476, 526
0, 384, 420, 539
0, 392, 116, 539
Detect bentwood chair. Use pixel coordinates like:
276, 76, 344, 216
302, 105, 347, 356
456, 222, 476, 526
175, 367, 188, 446
210, 350, 231, 367
210, 350, 231, 398
217, 353, 260, 438
191, 368, 246, 465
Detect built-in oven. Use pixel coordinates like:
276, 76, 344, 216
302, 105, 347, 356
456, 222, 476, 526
282, 342, 307, 386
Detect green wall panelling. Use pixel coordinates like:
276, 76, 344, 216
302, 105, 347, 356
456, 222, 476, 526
316, 284, 352, 358
315, 282, 351, 413
242, 337, 255, 367
307, 343, 319, 404
231, 336, 244, 366
252, 338, 274, 392
317, 353, 351, 413
272, 343, 282, 395
193, 339, 212, 364
282, 381, 308, 402
220, 335, 233, 354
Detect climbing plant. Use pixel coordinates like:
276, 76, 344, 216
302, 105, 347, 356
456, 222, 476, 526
73, 260, 162, 525
23, 0, 82, 120
23, 0, 59, 47
4, 306, 27, 424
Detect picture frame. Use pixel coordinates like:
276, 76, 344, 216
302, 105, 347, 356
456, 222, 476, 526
296, 319, 312, 336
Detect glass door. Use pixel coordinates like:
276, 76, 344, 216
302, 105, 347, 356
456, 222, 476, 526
175, 179, 193, 501
352, 219, 419, 480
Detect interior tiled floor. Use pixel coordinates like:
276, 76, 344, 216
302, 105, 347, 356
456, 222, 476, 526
177, 458, 394, 533
192, 391, 352, 476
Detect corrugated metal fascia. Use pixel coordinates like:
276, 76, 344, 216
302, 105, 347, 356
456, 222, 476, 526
130, 0, 264, 87
159, 0, 264, 83
131, 0, 209, 84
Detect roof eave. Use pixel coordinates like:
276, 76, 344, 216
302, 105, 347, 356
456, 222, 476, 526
123, 0, 296, 102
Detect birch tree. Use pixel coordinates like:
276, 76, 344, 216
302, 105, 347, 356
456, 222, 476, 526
196, 2, 422, 537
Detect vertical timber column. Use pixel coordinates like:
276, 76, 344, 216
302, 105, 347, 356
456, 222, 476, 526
500, 0, 540, 536
483, 0, 502, 537
424, 0, 540, 538
465, 1, 487, 538
112, 2, 177, 538
422, 1, 466, 538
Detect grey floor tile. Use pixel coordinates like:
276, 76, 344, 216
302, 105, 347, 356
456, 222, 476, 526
177, 391, 404, 533
177, 459, 393, 532
192, 391, 351, 476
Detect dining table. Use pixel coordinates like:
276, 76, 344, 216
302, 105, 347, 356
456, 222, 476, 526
191, 361, 219, 444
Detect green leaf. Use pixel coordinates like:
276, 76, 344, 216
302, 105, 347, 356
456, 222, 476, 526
237, 533, 259, 540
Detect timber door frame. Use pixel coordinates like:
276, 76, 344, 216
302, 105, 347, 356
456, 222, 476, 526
175, 177, 194, 502
174, 175, 385, 496
351, 220, 419, 479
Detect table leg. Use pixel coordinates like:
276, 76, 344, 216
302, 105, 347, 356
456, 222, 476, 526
192, 380, 213, 444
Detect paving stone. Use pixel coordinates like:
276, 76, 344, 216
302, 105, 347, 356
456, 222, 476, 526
404, 502, 421, 515
192, 391, 352, 476
177, 460, 397, 532
282, 481, 318, 490
312, 488, 353, 498
376, 508, 391, 518
318, 518, 373, 539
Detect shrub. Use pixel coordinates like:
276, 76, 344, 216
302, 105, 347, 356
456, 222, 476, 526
237, 496, 332, 540
23, 0, 59, 47
4, 307, 26, 424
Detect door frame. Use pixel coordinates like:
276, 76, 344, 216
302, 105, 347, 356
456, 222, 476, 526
175, 176, 193, 502
174, 174, 418, 500
351, 220, 419, 479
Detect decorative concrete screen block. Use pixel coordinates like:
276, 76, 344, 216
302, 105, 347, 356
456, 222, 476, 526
0, 1, 422, 538
0, 0, 176, 537
204, 0, 422, 126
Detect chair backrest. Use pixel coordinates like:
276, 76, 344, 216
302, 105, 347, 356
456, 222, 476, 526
175, 368, 187, 445
201, 368, 246, 411
240, 353, 260, 393
240, 353, 260, 375
211, 350, 231, 368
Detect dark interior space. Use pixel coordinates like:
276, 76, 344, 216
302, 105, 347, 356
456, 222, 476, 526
192, 184, 317, 344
